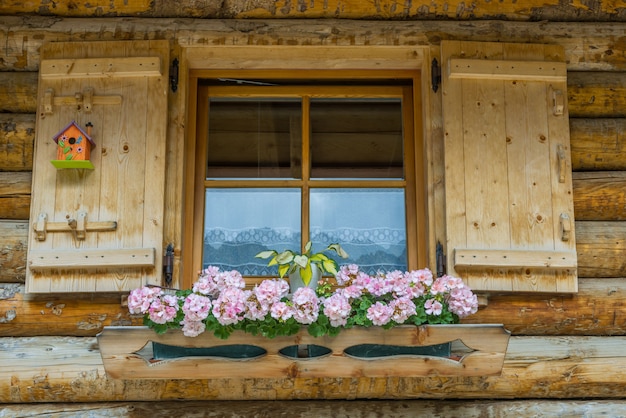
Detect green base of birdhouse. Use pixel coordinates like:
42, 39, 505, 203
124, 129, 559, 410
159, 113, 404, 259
51, 160, 95, 169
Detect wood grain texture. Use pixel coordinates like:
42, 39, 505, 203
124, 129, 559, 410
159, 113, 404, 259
2, 400, 626, 417
570, 118, 626, 171
572, 172, 626, 221
2, 334, 626, 401
3, 0, 626, 21
0, 113, 34, 171
2, 18, 626, 72
97, 325, 509, 379
3, 278, 626, 337
3, 70, 625, 120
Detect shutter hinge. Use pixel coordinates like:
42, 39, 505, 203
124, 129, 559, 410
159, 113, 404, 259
163, 243, 175, 286
169, 58, 179, 93
431, 58, 441, 93
436, 241, 446, 277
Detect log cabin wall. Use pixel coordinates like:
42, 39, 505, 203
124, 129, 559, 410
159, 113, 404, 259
1, 1, 626, 411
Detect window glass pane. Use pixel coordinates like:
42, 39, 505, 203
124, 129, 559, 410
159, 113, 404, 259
310, 188, 407, 274
310, 98, 403, 179
207, 98, 302, 179
203, 188, 301, 275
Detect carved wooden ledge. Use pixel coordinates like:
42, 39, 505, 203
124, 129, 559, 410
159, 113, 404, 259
97, 324, 510, 379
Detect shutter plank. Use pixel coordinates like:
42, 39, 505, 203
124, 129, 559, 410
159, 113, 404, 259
40, 57, 162, 79
455, 249, 576, 269
448, 58, 567, 81
29, 248, 155, 269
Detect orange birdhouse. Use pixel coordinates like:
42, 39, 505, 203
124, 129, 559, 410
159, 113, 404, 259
51, 121, 96, 169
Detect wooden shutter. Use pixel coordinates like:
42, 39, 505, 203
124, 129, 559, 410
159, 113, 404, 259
441, 41, 577, 293
26, 41, 169, 293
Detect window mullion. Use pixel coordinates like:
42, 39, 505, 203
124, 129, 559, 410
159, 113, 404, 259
301, 95, 311, 249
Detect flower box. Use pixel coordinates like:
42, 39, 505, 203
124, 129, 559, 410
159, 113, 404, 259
97, 324, 510, 379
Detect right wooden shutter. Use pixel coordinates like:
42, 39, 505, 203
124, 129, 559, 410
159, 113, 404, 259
441, 41, 577, 293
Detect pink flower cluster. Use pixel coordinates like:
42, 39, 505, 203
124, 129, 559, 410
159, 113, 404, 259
325, 264, 478, 327
128, 264, 478, 338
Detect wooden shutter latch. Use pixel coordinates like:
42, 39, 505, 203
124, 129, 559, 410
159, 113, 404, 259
34, 211, 117, 241
560, 213, 572, 242
551, 85, 564, 116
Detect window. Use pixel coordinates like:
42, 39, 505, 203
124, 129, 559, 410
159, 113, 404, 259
187, 75, 424, 285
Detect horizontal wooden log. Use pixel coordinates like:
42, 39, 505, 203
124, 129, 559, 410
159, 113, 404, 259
0, 196, 29, 220
576, 221, 626, 278
3, 0, 626, 21
0, 171, 30, 196
3, 400, 626, 417
2, 18, 626, 72
0, 221, 27, 283
2, 334, 626, 401
0, 171, 30, 220
0, 113, 34, 171
0, 72, 37, 113
0, 285, 142, 336
3, 276, 626, 337
568, 72, 626, 118
572, 172, 626, 221
570, 118, 626, 171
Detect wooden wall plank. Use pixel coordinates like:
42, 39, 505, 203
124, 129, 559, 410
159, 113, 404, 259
572, 172, 626, 221
570, 118, 626, 171
4, 400, 626, 417
2, 18, 626, 72
3, 0, 626, 21
0, 113, 34, 171
0, 72, 38, 113
0, 222, 28, 283
577, 221, 626, 278
2, 335, 626, 401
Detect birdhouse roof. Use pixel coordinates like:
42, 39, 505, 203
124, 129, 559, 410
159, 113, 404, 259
52, 120, 96, 148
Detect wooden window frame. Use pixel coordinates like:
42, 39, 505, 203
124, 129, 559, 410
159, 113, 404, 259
181, 47, 431, 289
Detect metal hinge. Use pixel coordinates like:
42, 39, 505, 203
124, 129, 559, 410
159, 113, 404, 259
163, 243, 175, 286
169, 58, 179, 93
436, 241, 446, 277
431, 58, 441, 93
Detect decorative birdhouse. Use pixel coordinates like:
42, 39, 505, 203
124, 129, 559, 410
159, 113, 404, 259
51, 121, 96, 169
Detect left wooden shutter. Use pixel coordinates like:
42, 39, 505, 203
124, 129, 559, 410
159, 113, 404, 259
26, 41, 169, 293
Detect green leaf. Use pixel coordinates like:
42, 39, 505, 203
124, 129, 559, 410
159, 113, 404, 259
328, 243, 349, 258
300, 264, 312, 285
275, 251, 295, 265
322, 259, 339, 275
278, 263, 290, 278
213, 327, 232, 339
309, 253, 328, 262
307, 321, 327, 337
293, 254, 308, 269
255, 250, 276, 259
304, 241, 312, 253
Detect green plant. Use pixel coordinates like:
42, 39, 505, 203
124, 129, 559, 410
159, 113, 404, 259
255, 241, 349, 286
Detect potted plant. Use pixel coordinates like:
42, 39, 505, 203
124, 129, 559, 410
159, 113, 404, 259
255, 241, 349, 291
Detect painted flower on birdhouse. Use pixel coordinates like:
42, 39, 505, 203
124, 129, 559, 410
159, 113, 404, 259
51, 121, 96, 169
